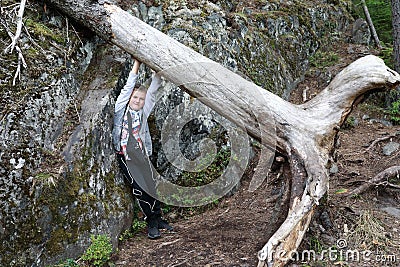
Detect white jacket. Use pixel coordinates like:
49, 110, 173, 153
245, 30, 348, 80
113, 71, 161, 156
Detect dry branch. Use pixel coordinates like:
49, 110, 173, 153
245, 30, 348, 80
12, 45, 27, 86
42, 1, 400, 266
1, 13, 27, 85
347, 166, 400, 196
4, 0, 27, 54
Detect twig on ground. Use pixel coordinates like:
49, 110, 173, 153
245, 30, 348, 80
157, 238, 181, 249
346, 166, 400, 197
388, 149, 400, 162
168, 259, 188, 267
302, 87, 308, 102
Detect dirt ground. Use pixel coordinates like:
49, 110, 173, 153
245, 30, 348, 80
113, 42, 400, 266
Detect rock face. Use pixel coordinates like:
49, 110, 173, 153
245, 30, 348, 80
0, 0, 359, 266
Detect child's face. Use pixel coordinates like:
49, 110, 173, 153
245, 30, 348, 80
129, 90, 146, 111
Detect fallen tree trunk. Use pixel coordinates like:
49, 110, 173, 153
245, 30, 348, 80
44, 1, 400, 266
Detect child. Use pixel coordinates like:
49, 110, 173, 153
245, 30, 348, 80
113, 59, 172, 239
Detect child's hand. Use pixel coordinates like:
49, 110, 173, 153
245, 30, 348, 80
132, 59, 141, 74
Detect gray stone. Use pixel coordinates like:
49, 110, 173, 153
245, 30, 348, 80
382, 142, 400, 156
381, 206, 400, 219
362, 114, 370, 120
329, 164, 339, 174
351, 18, 371, 45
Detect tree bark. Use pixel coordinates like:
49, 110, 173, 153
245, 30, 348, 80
44, 1, 400, 266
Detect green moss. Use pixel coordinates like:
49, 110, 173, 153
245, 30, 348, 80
40, 128, 131, 257
35, 173, 53, 180
46, 228, 73, 255
36, 140, 97, 256
25, 19, 65, 44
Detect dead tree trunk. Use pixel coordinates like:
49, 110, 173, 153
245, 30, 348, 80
361, 0, 382, 49
45, 1, 400, 266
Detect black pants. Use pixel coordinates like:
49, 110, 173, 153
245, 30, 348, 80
116, 153, 161, 221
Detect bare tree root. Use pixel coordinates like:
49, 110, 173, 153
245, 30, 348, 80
347, 166, 400, 197
365, 132, 400, 152
342, 132, 399, 158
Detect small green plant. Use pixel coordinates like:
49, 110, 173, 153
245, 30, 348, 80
162, 204, 172, 214
309, 236, 323, 254
48, 258, 79, 267
81, 234, 113, 267
380, 45, 394, 69
389, 100, 400, 124
343, 116, 356, 129
119, 219, 147, 241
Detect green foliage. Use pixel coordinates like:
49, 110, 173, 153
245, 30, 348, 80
51, 259, 79, 267
162, 204, 172, 214
343, 116, 356, 129
81, 235, 113, 267
380, 45, 394, 69
179, 147, 231, 187
47, 258, 79, 267
352, 0, 393, 44
309, 51, 339, 68
35, 172, 53, 180
352, 0, 395, 68
389, 99, 400, 124
119, 219, 147, 241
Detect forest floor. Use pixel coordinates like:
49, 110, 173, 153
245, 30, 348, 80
113, 41, 400, 267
